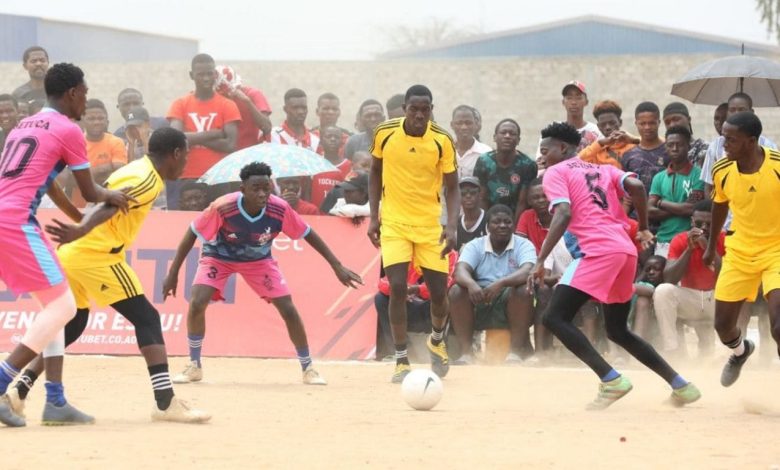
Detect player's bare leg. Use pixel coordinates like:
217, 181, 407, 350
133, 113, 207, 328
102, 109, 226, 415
385, 263, 412, 383
173, 285, 215, 384
271, 295, 326, 385
715, 299, 755, 386
422, 268, 451, 378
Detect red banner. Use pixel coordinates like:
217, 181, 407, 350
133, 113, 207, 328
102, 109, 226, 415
0, 210, 380, 360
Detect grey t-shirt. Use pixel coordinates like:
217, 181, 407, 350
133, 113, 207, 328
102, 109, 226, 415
12, 82, 46, 104
345, 132, 372, 160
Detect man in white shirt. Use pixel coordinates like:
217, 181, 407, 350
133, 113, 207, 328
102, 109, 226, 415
536, 81, 603, 158
451, 105, 492, 178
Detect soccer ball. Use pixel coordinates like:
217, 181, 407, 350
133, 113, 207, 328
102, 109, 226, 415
401, 369, 443, 411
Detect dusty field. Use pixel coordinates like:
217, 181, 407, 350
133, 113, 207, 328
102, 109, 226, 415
2, 354, 779, 469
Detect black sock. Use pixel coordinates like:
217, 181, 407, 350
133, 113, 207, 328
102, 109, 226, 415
394, 344, 410, 366
15, 370, 38, 400
148, 364, 174, 410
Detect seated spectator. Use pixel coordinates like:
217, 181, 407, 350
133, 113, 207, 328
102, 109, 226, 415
457, 177, 487, 251
474, 118, 537, 219
113, 88, 168, 141
329, 172, 369, 218
631, 255, 666, 341
312, 92, 351, 155
344, 100, 385, 160
277, 177, 320, 215
578, 100, 638, 168
374, 253, 457, 360
319, 151, 373, 213
178, 182, 210, 212
662, 102, 708, 168
269, 88, 318, 152
648, 126, 705, 257
451, 105, 492, 177
449, 205, 537, 363
385, 93, 405, 119
0, 94, 20, 151
215, 65, 273, 149
311, 125, 352, 208
654, 200, 724, 357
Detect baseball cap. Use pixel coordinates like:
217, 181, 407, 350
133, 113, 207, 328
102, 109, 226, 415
125, 106, 150, 126
459, 176, 480, 187
337, 172, 368, 192
562, 80, 587, 96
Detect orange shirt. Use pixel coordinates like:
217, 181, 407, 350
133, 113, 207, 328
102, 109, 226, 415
86, 132, 127, 166
578, 140, 636, 169
167, 92, 241, 179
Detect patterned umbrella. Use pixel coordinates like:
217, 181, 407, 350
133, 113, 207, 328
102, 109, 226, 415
198, 143, 337, 184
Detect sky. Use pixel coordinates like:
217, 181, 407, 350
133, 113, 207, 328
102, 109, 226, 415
0, 0, 774, 60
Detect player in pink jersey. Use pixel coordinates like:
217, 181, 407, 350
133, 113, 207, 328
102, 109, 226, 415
0, 63, 134, 427
162, 162, 362, 385
528, 122, 700, 410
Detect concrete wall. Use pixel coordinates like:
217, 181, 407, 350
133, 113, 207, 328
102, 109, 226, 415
2, 54, 779, 153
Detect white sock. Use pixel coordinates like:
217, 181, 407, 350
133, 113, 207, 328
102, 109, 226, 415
731, 340, 745, 356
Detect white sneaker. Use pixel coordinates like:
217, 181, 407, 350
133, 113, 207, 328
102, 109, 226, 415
151, 397, 210, 424
172, 361, 202, 384
6, 387, 25, 418
302, 365, 327, 385
505, 352, 524, 364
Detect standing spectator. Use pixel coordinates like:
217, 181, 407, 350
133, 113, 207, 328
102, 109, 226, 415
11, 46, 49, 105
385, 93, 405, 119
561, 80, 602, 152
277, 177, 321, 215
269, 88, 318, 152
167, 53, 241, 210
473, 119, 537, 219
451, 105, 492, 178
124, 106, 153, 161
214, 65, 272, 150
83, 99, 127, 183
713, 102, 728, 137
0, 94, 19, 151
113, 88, 168, 140
655, 200, 723, 357
312, 92, 351, 155
344, 100, 385, 160
449, 205, 537, 363
648, 126, 705, 257
662, 102, 708, 167
621, 101, 669, 194
701, 93, 777, 195
178, 182, 210, 212
311, 125, 352, 208
457, 177, 487, 251
578, 100, 638, 168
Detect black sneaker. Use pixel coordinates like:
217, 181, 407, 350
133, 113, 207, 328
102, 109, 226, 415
720, 339, 755, 387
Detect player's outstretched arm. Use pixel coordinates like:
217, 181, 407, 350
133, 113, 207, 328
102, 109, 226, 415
44, 203, 119, 245
528, 202, 571, 292
70, 168, 136, 212
46, 181, 83, 223
163, 228, 198, 300
304, 229, 363, 288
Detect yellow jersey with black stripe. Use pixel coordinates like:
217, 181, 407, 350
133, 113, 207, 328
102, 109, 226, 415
59, 156, 164, 268
370, 118, 456, 227
712, 146, 780, 256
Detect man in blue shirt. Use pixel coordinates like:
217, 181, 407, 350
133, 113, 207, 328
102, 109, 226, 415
449, 204, 537, 364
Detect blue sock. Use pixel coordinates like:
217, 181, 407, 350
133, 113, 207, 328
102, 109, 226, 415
44, 381, 67, 407
0, 361, 20, 395
670, 375, 688, 390
600, 369, 620, 382
296, 346, 312, 371
188, 334, 204, 367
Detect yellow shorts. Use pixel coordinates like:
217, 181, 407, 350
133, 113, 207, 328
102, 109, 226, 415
715, 251, 780, 302
380, 222, 448, 273
63, 262, 144, 309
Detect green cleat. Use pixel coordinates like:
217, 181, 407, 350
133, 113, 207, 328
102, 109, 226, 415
391, 363, 412, 384
667, 382, 702, 408
586, 376, 633, 411
426, 336, 450, 378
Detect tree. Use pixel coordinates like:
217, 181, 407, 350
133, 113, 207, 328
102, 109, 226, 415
382, 17, 481, 52
757, 0, 780, 42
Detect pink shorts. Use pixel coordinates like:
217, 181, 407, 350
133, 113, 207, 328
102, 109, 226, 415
559, 253, 637, 304
0, 222, 66, 295
194, 256, 290, 302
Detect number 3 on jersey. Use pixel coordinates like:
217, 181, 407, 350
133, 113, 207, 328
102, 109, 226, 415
584, 171, 609, 210
0, 137, 39, 179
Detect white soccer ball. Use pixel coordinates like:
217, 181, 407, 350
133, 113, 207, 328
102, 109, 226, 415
401, 369, 443, 411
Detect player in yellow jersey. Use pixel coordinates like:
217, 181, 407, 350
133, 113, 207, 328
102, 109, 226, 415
8, 128, 210, 423
703, 112, 780, 386
368, 84, 460, 383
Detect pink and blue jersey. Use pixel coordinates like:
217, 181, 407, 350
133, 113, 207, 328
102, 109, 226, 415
191, 193, 310, 262
542, 158, 636, 258
0, 109, 90, 225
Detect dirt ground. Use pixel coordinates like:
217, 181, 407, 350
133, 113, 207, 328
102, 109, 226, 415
2, 354, 779, 470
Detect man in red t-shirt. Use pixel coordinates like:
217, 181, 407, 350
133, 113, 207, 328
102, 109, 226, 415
312, 92, 351, 156
214, 65, 272, 150
310, 126, 352, 208
654, 200, 725, 356
515, 177, 550, 253
167, 53, 241, 209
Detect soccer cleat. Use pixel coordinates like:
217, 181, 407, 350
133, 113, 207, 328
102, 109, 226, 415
6, 387, 25, 418
586, 375, 633, 411
721, 339, 755, 387
0, 394, 26, 427
426, 335, 450, 378
42, 402, 96, 426
172, 361, 203, 384
151, 397, 211, 424
302, 366, 327, 385
667, 382, 702, 408
391, 363, 412, 384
